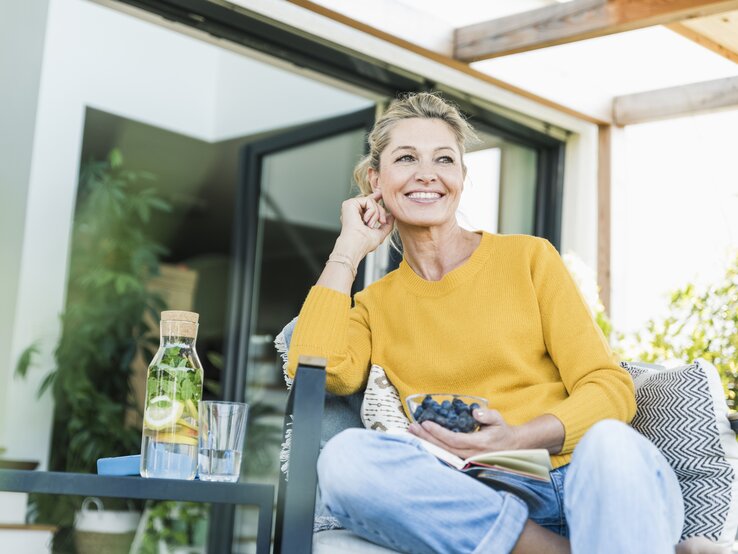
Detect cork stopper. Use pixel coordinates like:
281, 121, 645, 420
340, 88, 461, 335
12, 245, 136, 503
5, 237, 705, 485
160, 310, 199, 339
161, 310, 199, 323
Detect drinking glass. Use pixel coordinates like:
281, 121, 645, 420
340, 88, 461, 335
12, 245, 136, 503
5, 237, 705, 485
198, 401, 248, 482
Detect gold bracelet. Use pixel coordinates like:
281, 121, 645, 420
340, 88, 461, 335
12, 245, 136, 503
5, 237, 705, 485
326, 255, 357, 279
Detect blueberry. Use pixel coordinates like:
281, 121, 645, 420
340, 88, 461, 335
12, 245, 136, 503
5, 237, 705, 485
441, 400, 452, 410
438, 408, 449, 417
470, 402, 480, 411
422, 395, 434, 409
414, 406, 423, 420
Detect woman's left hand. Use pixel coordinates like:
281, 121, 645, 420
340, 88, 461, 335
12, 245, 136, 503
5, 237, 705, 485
407, 408, 520, 459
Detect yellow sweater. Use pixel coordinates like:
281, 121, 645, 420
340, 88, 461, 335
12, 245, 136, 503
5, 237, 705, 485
287, 232, 636, 468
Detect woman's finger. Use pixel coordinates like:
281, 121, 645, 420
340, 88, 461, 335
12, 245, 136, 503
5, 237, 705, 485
420, 421, 481, 450
362, 203, 377, 223
367, 212, 380, 229
377, 204, 387, 225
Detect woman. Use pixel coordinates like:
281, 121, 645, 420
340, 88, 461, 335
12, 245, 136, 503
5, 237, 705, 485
286, 93, 692, 554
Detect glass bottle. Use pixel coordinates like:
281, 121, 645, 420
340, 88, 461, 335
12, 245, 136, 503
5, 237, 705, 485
140, 310, 203, 479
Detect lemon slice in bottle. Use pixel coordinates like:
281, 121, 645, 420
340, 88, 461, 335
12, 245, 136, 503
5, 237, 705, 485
144, 399, 184, 431
154, 432, 198, 446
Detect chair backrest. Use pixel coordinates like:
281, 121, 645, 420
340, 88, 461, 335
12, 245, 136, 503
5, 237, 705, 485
274, 357, 326, 554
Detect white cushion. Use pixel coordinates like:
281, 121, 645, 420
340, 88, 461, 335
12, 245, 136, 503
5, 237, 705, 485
361, 365, 410, 432
622, 359, 738, 547
313, 529, 400, 553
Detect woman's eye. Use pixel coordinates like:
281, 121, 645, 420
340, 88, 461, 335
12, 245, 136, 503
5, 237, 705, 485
396, 154, 415, 162
438, 156, 454, 164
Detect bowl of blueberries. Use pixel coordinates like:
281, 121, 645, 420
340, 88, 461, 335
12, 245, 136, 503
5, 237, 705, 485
406, 394, 488, 433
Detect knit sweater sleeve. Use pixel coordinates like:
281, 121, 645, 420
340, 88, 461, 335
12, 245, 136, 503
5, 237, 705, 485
533, 239, 636, 454
286, 285, 372, 395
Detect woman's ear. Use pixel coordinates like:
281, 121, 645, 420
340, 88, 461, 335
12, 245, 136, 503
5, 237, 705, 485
368, 167, 380, 193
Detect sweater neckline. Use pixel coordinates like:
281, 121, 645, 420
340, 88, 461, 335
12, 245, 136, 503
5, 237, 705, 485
398, 231, 492, 296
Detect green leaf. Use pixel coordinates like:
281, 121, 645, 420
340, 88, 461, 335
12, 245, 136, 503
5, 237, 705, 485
179, 378, 194, 402
37, 372, 57, 399
15, 343, 40, 378
108, 148, 123, 168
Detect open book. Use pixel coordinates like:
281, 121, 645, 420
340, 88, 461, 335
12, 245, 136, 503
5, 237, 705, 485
388, 429, 552, 483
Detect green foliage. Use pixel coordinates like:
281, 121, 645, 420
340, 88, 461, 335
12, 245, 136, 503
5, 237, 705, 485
138, 501, 208, 553
146, 347, 202, 405
566, 250, 737, 411
15, 343, 40, 380
19, 149, 171, 528
622, 254, 738, 410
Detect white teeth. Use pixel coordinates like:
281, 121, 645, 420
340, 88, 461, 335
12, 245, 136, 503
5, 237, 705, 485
407, 192, 441, 199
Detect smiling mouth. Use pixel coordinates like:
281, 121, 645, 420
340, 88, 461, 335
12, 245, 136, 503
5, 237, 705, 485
405, 192, 444, 202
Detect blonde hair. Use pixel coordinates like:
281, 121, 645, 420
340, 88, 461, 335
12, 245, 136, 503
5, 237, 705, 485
352, 92, 478, 251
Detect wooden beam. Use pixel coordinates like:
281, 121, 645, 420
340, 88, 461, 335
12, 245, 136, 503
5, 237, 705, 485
455, 0, 738, 62
284, 0, 609, 124
597, 125, 612, 315
666, 20, 738, 64
613, 75, 738, 124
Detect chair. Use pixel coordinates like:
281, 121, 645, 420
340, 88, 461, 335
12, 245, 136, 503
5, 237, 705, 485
272, 354, 395, 554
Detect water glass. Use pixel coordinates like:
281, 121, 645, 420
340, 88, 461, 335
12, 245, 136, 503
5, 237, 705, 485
198, 401, 248, 482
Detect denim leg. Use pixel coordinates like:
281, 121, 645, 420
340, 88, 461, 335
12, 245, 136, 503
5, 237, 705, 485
317, 428, 529, 554
564, 420, 684, 554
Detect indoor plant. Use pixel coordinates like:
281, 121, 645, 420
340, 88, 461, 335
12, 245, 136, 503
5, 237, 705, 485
17, 148, 171, 549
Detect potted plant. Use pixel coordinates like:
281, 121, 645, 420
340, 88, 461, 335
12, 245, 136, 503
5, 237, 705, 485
16, 148, 172, 550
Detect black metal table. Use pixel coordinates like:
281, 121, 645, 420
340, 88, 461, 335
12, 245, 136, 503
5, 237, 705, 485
0, 470, 274, 554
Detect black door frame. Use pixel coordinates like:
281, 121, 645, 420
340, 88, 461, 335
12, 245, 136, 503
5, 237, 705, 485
212, 107, 375, 553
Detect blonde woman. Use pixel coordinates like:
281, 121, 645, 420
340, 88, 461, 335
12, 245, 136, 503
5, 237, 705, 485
286, 93, 689, 553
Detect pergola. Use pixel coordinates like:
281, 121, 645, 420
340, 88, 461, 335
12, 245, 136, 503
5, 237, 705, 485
283, 0, 738, 310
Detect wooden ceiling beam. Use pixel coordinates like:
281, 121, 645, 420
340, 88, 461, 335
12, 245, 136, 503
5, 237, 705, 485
455, 0, 738, 62
612, 75, 738, 124
667, 21, 738, 63
283, 0, 609, 124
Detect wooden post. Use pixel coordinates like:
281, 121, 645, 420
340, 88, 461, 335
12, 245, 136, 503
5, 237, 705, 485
597, 124, 612, 315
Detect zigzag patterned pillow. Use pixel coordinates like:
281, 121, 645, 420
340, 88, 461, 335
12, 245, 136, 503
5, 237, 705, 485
621, 359, 738, 547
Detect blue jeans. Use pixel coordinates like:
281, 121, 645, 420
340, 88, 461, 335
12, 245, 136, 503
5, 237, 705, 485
317, 420, 684, 554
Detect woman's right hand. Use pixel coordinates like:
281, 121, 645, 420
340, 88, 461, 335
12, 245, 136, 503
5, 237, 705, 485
336, 190, 395, 260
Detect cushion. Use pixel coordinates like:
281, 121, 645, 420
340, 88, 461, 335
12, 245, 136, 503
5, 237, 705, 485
360, 365, 410, 432
621, 359, 738, 547
313, 530, 399, 553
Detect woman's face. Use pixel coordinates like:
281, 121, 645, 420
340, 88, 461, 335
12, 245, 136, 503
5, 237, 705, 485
369, 118, 465, 230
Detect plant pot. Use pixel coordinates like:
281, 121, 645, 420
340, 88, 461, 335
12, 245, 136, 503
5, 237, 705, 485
74, 497, 140, 554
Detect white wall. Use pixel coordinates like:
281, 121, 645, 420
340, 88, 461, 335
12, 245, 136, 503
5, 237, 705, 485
611, 109, 738, 336
213, 47, 373, 140
2, 0, 371, 467
0, 0, 51, 455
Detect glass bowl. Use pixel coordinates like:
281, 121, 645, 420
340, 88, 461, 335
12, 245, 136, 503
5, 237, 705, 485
406, 393, 488, 433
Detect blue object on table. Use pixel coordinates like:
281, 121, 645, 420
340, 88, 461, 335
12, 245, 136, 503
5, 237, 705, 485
97, 455, 140, 476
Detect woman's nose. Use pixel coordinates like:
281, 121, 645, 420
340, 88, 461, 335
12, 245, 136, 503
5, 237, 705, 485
415, 168, 437, 183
